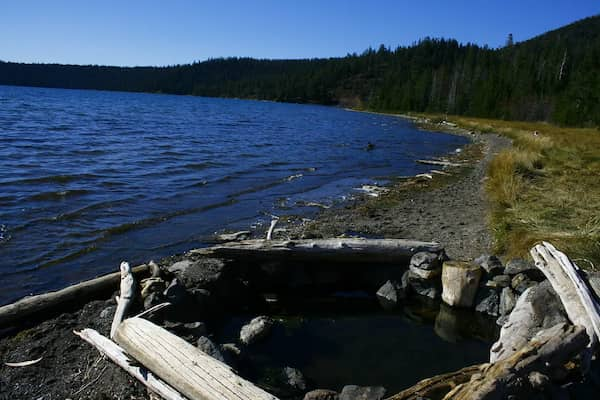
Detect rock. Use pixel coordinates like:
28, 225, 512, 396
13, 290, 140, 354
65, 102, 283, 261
499, 287, 517, 316
505, 258, 545, 281
167, 257, 228, 290
143, 291, 164, 310
221, 342, 241, 357
283, 367, 307, 391
475, 287, 500, 316
441, 261, 482, 307
197, 336, 225, 362
304, 389, 339, 400
339, 385, 386, 400
490, 281, 568, 362
376, 280, 407, 309
183, 321, 207, 337
511, 273, 538, 294
407, 272, 441, 299
240, 316, 274, 345
474, 254, 504, 277
99, 305, 116, 319
163, 278, 188, 305
528, 371, 550, 390
587, 272, 600, 296
409, 251, 443, 279
492, 274, 512, 288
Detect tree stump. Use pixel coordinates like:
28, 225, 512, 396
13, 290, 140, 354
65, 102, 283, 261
441, 261, 482, 308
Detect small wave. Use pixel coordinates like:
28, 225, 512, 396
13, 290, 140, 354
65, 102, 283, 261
71, 149, 107, 156
28, 189, 91, 202
183, 162, 222, 171
0, 173, 99, 186
286, 173, 303, 182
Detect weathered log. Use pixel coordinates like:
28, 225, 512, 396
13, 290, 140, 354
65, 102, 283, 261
114, 317, 278, 400
192, 238, 443, 265
416, 159, 462, 167
530, 242, 600, 355
444, 323, 588, 400
388, 323, 588, 400
111, 262, 136, 339
75, 328, 186, 400
387, 365, 481, 400
441, 261, 482, 307
0, 264, 148, 327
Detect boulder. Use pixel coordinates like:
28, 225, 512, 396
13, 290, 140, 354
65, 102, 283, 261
409, 251, 443, 279
304, 389, 339, 400
505, 258, 545, 281
474, 254, 504, 277
240, 316, 274, 345
441, 261, 482, 307
475, 287, 500, 316
197, 336, 226, 362
339, 385, 386, 400
490, 281, 568, 363
499, 287, 517, 316
376, 280, 407, 309
407, 272, 441, 299
167, 257, 229, 290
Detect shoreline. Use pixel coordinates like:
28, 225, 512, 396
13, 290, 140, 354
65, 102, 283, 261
0, 116, 511, 399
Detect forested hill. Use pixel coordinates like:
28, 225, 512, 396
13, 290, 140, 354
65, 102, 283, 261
1, 15, 599, 126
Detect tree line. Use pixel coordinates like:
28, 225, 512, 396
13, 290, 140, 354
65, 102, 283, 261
1, 15, 598, 126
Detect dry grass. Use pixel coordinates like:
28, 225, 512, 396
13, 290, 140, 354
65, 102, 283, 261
417, 114, 600, 267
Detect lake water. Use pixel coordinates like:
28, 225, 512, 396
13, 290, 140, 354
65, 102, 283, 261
0, 85, 468, 305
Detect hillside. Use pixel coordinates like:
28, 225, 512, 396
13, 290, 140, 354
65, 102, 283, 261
1, 15, 599, 126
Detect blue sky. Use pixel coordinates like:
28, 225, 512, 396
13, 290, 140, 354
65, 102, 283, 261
1, 0, 599, 66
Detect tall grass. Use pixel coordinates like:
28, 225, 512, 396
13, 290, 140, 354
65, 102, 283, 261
421, 115, 600, 268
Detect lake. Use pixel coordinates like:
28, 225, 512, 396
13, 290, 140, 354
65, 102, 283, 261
0, 85, 468, 305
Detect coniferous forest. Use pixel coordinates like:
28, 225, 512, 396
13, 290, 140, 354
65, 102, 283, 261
1, 15, 599, 126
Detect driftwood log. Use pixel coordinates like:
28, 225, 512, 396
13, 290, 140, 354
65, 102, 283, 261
110, 262, 136, 338
416, 159, 462, 167
114, 317, 278, 400
444, 323, 588, 400
389, 323, 588, 400
530, 242, 600, 365
75, 328, 186, 400
0, 264, 148, 327
193, 238, 443, 264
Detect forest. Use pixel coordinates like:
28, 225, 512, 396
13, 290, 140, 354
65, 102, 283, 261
1, 15, 599, 126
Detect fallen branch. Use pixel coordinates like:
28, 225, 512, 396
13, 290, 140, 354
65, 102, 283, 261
0, 264, 148, 327
74, 328, 186, 400
266, 216, 279, 240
